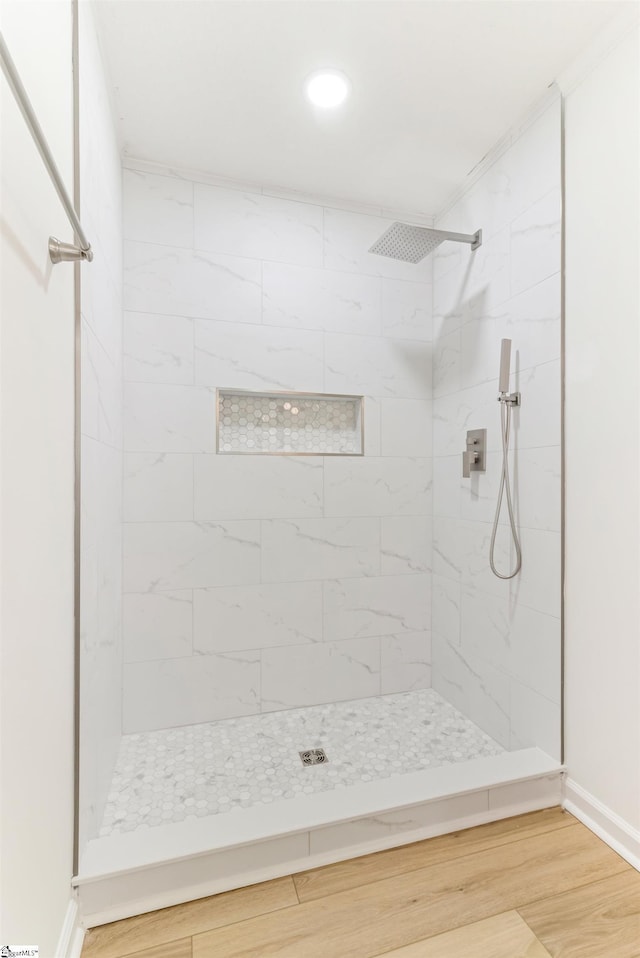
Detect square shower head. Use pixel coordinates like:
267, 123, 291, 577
369, 222, 452, 263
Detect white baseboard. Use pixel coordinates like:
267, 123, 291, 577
563, 778, 640, 871
77, 761, 562, 927
55, 898, 85, 958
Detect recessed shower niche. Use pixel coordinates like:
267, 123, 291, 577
216, 388, 364, 455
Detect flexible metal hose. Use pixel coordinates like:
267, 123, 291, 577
489, 400, 522, 579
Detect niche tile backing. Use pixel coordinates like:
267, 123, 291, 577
217, 388, 363, 455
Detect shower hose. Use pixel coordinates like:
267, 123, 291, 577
489, 399, 522, 579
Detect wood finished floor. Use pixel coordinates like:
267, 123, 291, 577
81, 808, 640, 958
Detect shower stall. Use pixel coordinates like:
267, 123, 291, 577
73, 7, 563, 918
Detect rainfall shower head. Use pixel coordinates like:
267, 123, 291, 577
369, 221, 482, 264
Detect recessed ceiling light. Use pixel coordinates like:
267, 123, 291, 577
304, 69, 351, 109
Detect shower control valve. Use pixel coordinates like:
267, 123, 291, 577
462, 429, 486, 478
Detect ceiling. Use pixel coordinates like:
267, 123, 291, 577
94, 0, 628, 216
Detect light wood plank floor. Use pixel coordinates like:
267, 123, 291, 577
82, 808, 640, 958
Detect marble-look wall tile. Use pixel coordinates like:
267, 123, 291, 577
325, 332, 431, 399
194, 184, 323, 266
123, 590, 193, 662
323, 207, 432, 283
263, 262, 381, 335
432, 517, 463, 580
123, 169, 194, 247
124, 240, 262, 322
515, 360, 561, 449
380, 399, 432, 457
433, 328, 461, 398
124, 312, 194, 385
121, 166, 435, 723
460, 272, 561, 390
261, 518, 380, 582
194, 319, 324, 392
381, 632, 432, 694
509, 679, 561, 761
381, 278, 432, 341
194, 455, 323, 520
433, 455, 461, 520
124, 452, 193, 522
510, 188, 562, 297
324, 574, 430, 641
515, 446, 561, 532
431, 575, 461, 645
431, 632, 510, 747
381, 516, 432, 575
324, 457, 432, 518
261, 638, 380, 711
124, 382, 215, 453
123, 652, 261, 732
123, 520, 261, 592
193, 581, 323, 653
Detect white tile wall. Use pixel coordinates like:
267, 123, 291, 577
430, 98, 562, 761
122, 171, 433, 730
78, 5, 124, 850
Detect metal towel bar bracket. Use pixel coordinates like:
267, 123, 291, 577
0, 31, 93, 265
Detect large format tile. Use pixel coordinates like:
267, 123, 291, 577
194, 455, 323, 520
124, 311, 194, 385
324, 457, 432, 517
460, 272, 561, 391
263, 261, 381, 335
510, 680, 561, 760
380, 632, 432, 694
123, 652, 261, 731
381, 278, 432, 341
510, 188, 561, 297
261, 638, 381, 710
124, 240, 262, 322
381, 516, 432, 575
194, 184, 323, 266
261, 518, 380, 582
325, 333, 431, 399
123, 169, 194, 248
194, 319, 324, 392
431, 575, 462, 645
380, 399, 432, 457
124, 382, 215, 453
193, 581, 323, 652
123, 520, 261, 592
123, 591, 193, 663
432, 632, 510, 746
323, 207, 432, 282
124, 452, 193, 522
323, 574, 430, 640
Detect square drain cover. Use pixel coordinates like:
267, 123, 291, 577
299, 748, 328, 766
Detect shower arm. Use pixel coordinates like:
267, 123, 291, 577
442, 229, 482, 250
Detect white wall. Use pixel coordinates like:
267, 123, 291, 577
430, 98, 563, 759
0, 0, 75, 949
77, 0, 123, 854
121, 168, 434, 732
563, 22, 640, 830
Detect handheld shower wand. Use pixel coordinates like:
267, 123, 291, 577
489, 339, 522, 579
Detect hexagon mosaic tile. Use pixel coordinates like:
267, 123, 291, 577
99, 690, 503, 837
217, 389, 363, 455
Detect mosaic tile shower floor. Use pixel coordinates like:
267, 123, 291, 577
99, 689, 504, 837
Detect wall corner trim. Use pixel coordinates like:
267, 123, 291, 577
563, 777, 640, 872
55, 896, 85, 958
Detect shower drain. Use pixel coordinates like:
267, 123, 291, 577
299, 748, 328, 766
